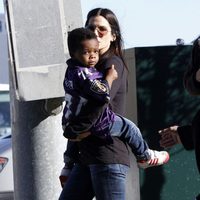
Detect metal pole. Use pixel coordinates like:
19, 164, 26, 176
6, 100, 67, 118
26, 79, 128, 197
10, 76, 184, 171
10, 81, 66, 199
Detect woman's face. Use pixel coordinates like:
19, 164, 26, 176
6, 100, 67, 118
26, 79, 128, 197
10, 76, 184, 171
87, 16, 115, 55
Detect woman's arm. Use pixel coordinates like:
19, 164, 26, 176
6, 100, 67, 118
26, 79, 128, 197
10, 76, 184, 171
177, 125, 194, 150
103, 56, 127, 115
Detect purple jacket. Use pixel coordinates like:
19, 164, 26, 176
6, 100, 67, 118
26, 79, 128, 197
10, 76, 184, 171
62, 58, 115, 139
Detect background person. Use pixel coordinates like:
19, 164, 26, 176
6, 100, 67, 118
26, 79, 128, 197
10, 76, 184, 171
159, 36, 200, 200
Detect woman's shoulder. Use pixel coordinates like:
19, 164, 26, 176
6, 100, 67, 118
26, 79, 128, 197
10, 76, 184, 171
104, 55, 125, 72
106, 55, 123, 64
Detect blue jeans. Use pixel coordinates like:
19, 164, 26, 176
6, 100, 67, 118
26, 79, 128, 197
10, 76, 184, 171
64, 115, 149, 164
110, 115, 149, 160
59, 163, 129, 200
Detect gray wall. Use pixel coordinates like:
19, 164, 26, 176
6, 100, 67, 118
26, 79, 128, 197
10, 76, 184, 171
4, 0, 83, 101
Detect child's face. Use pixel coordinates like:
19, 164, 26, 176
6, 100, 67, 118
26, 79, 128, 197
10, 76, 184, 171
74, 39, 99, 67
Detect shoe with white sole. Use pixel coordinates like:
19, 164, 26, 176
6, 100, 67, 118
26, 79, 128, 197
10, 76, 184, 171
137, 149, 169, 169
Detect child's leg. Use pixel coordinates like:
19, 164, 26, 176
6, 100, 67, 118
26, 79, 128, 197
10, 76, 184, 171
110, 115, 150, 160
110, 115, 169, 168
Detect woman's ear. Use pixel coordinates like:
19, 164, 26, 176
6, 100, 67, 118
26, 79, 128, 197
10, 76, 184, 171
111, 34, 116, 42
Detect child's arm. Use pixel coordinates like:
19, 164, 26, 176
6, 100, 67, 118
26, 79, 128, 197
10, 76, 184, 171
77, 64, 117, 110
79, 65, 118, 104
105, 65, 118, 89
62, 101, 103, 139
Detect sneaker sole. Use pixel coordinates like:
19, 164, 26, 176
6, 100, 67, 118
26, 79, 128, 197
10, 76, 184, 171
138, 152, 170, 169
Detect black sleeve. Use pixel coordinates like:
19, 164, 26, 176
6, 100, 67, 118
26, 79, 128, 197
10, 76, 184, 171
104, 57, 125, 100
63, 141, 79, 168
102, 56, 127, 115
63, 101, 105, 139
177, 125, 194, 150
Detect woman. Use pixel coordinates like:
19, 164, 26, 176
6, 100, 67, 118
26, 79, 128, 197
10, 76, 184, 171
59, 8, 130, 200
159, 36, 200, 200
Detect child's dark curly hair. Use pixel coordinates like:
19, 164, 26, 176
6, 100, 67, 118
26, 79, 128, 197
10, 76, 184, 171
67, 27, 97, 57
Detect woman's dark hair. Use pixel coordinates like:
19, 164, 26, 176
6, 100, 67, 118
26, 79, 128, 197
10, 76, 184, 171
85, 8, 128, 70
184, 35, 200, 89
67, 27, 97, 57
191, 36, 200, 72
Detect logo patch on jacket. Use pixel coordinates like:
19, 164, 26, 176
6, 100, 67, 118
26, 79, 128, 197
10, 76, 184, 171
90, 80, 108, 94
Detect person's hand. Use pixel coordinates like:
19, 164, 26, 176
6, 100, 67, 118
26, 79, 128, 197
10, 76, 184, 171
59, 174, 68, 188
59, 165, 72, 188
195, 68, 200, 82
106, 65, 118, 89
159, 125, 181, 148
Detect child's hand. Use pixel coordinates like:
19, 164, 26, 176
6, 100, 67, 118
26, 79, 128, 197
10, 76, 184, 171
107, 65, 118, 81
106, 65, 118, 89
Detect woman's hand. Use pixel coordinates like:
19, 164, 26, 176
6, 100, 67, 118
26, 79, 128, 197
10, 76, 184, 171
59, 174, 69, 188
159, 125, 181, 148
59, 166, 72, 188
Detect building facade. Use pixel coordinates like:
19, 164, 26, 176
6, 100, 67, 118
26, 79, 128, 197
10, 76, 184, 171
0, 13, 9, 84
